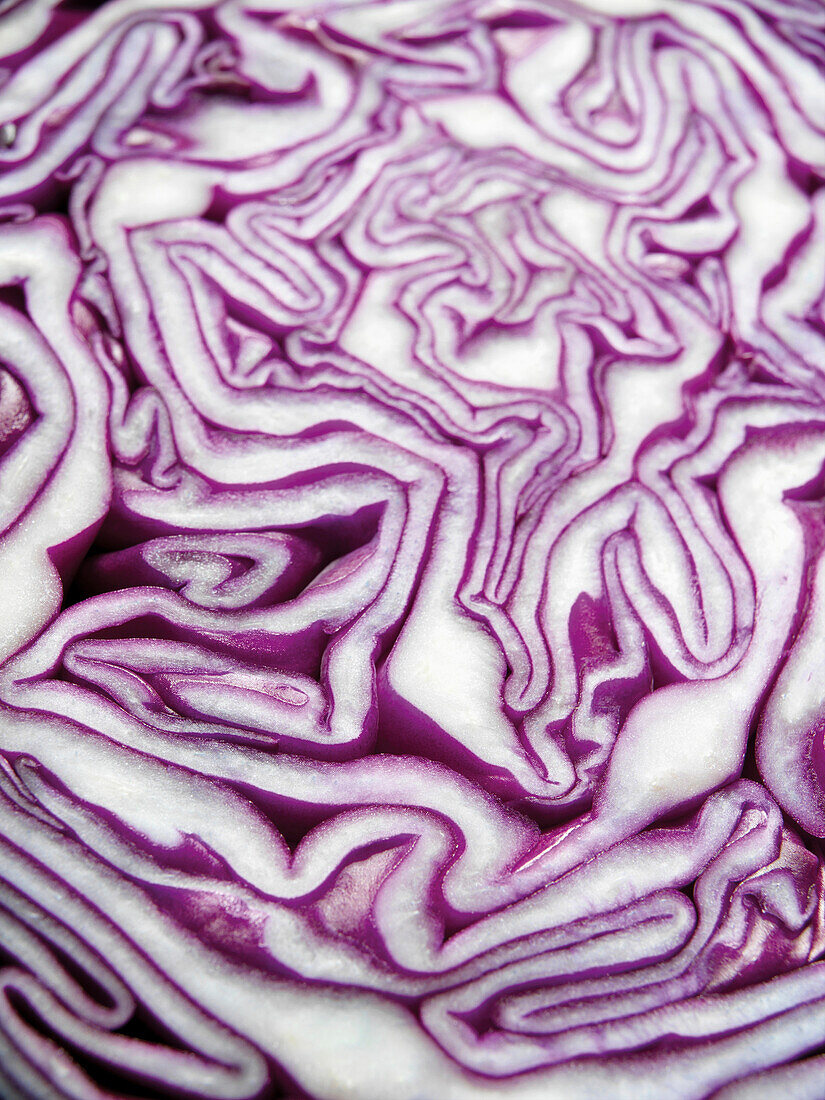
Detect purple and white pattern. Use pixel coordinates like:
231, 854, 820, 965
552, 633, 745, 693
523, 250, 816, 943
0, 1, 824, 1097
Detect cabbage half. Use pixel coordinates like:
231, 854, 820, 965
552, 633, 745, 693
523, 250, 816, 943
0, 1, 824, 1097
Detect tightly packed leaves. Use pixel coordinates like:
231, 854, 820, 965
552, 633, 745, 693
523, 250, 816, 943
1, 0, 825, 1097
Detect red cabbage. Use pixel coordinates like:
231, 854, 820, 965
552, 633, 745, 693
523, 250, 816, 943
0, 0, 824, 1097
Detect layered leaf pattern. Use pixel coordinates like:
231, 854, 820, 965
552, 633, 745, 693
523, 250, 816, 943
0, 1, 824, 1097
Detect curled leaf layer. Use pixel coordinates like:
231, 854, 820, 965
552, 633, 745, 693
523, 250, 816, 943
0, 1, 824, 1098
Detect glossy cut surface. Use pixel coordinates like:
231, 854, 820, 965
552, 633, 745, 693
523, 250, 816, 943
0, 1, 824, 1098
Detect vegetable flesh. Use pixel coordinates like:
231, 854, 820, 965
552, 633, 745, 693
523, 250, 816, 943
0, 1, 824, 1097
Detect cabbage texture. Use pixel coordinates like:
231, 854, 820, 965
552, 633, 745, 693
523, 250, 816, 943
0, 0, 824, 1097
